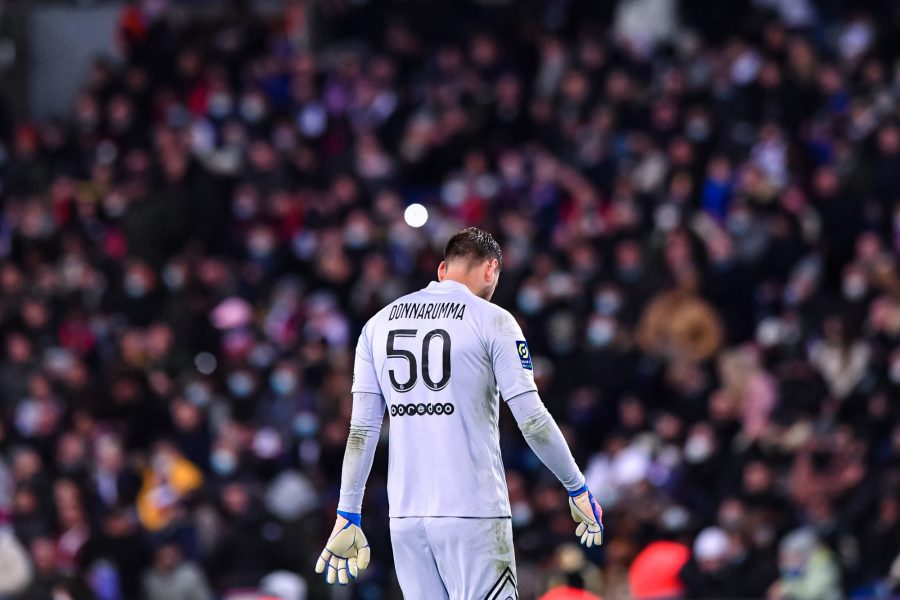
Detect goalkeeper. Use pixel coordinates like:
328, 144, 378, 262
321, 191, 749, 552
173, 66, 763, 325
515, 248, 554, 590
316, 228, 604, 598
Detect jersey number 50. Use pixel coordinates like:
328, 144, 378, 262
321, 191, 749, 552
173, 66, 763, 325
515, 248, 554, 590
386, 329, 451, 393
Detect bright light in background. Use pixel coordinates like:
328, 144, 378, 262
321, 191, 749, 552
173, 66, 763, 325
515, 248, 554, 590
404, 203, 429, 228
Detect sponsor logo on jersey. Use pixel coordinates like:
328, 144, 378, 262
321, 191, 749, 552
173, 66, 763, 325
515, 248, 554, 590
390, 402, 455, 416
515, 341, 532, 370
388, 301, 466, 321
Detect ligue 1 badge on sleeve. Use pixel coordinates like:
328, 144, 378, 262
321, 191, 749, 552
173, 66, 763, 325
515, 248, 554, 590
515, 341, 532, 370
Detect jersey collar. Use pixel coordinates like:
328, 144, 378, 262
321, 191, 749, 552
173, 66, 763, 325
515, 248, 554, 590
426, 280, 474, 296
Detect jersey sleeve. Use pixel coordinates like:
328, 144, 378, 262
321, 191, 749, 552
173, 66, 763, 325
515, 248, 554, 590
488, 308, 538, 401
351, 320, 382, 395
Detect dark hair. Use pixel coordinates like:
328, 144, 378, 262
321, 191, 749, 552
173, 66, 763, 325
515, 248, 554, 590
443, 227, 502, 270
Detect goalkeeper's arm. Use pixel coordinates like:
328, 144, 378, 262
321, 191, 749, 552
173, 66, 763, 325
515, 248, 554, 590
507, 390, 584, 492
507, 390, 604, 547
316, 391, 384, 585
338, 391, 385, 513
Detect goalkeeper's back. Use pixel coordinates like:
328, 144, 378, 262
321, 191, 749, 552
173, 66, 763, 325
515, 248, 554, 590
350, 278, 537, 518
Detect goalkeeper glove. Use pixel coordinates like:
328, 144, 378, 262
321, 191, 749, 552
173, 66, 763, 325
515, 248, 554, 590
315, 511, 371, 585
568, 484, 604, 548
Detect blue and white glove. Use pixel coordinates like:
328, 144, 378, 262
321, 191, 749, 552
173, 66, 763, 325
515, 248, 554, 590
568, 485, 604, 548
315, 511, 371, 585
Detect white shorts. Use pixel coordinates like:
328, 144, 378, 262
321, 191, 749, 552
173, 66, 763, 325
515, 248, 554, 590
390, 517, 518, 599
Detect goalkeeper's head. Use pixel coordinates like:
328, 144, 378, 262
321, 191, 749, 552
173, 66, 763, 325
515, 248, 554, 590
438, 227, 503, 301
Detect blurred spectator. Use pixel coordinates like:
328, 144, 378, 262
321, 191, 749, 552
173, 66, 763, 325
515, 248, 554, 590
136, 442, 203, 532
768, 528, 841, 600
0, 0, 898, 597
0, 518, 32, 597
142, 542, 212, 600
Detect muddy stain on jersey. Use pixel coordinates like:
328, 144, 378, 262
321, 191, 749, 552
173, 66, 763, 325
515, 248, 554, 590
346, 426, 369, 453
490, 519, 513, 577
520, 414, 551, 445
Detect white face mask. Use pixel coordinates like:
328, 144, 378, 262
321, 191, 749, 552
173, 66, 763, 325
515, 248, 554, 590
684, 434, 714, 463
889, 360, 900, 384
516, 286, 543, 315
587, 317, 616, 348
842, 274, 867, 300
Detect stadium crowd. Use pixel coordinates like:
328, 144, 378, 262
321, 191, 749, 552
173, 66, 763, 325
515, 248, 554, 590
1, 0, 900, 598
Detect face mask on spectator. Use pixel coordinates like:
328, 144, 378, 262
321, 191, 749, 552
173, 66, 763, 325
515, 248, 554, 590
587, 317, 616, 348
889, 359, 900, 384
298, 104, 327, 138
249, 343, 277, 369
240, 95, 267, 123
294, 412, 319, 437
594, 291, 622, 316
684, 433, 714, 463
233, 192, 259, 220
727, 210, 752, 235
654, 204, 680, 232
247, 229, 276, 259
842, 273, 867, 300
548, 314, 577, 354
227, 372, 256, 398
162, 264, 186, 290
184, 381, 212, 406
660, 505, 690, 532
616, 262, 643, 283
516, 285, 543, 315
270, 370, 298, 395
344, 221, 371, 249
103, 192, 127, 218
273, 124, 297, 152
208, 93, 233, 118
211, 449, 237, 475
686, 116, 711, 141
124, 273, 148, 298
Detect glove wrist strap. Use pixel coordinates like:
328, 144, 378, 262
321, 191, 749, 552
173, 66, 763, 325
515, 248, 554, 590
337, 510, 362, 526
568, 484, 589, 497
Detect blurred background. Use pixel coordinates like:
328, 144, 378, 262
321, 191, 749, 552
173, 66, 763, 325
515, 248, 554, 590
0, 0, 899, 599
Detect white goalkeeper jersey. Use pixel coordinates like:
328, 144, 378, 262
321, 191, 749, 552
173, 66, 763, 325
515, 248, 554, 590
351, 279, 538, 518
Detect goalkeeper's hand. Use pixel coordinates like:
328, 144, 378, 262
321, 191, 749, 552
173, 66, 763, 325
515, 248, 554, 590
315, 511, 371, 585
568, 484, 604, 548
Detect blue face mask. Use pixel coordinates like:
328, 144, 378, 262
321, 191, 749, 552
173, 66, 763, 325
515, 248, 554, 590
124, 274, 148, 298
249, 344, 276, 369
587, 319, 616, 348
594, 292, 622, 316
782, 567, 805, 579
293, 412, 319, 438
208, 93, 233, 118
162, 265, 186, 290
210, 450, 237, 475
184, 382, 211, 407
517, 287, 543, 315
270, 370, 298, 395
227, 372, 255, 398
